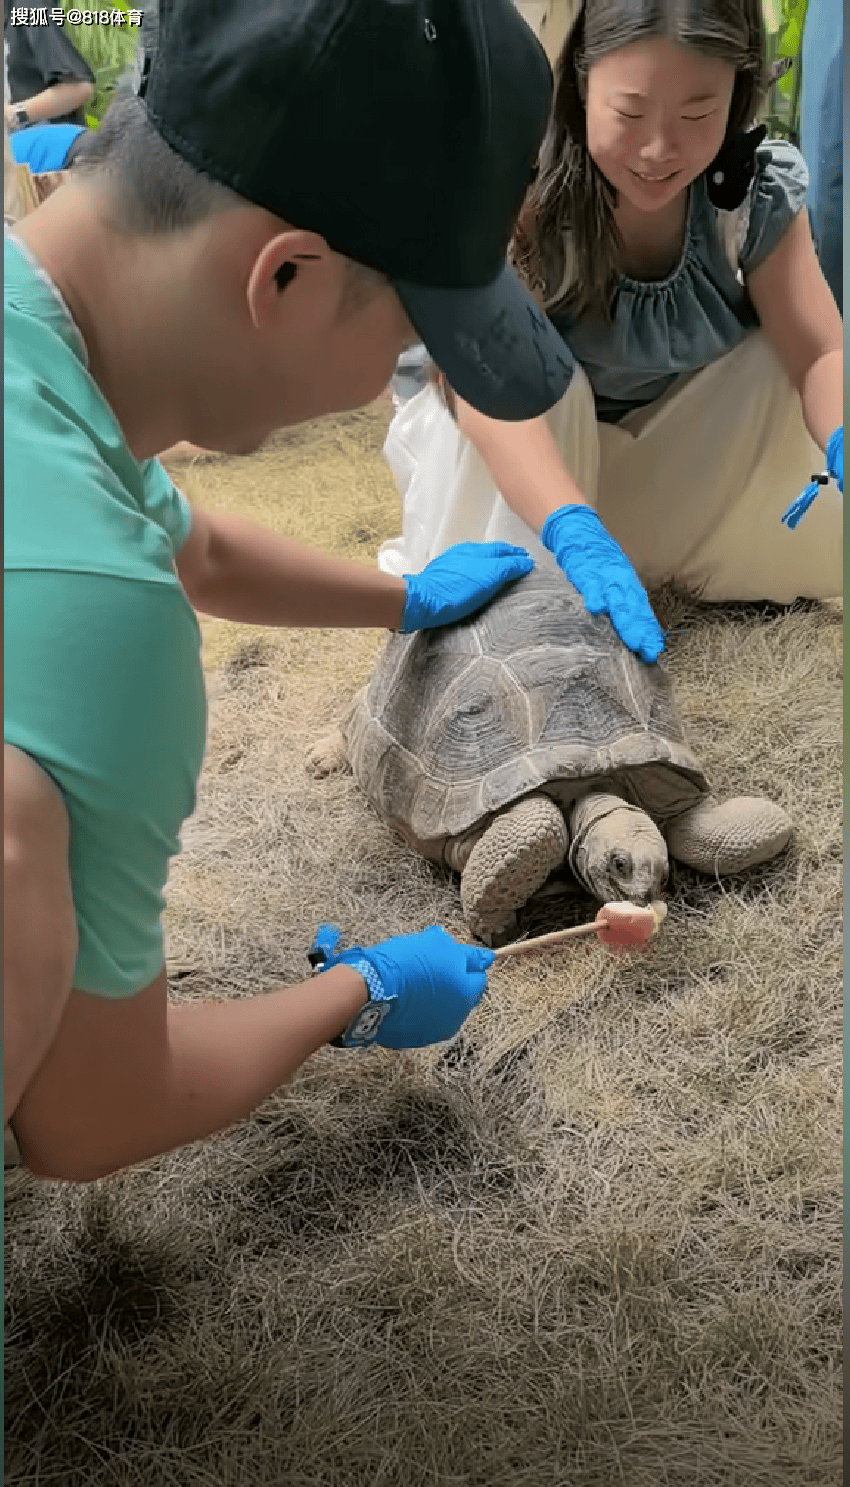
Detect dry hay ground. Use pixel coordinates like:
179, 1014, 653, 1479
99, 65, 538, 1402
4, 401, 842, 1487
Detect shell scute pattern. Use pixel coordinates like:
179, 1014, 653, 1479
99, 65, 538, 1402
345, 567, 707, 860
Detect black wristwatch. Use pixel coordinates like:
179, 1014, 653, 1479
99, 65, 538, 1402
13, 107, 30, 130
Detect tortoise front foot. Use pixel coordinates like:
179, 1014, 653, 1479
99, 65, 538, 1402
305, 727, 349, 778
460, 794, 568, 945
665, 796, 792, 875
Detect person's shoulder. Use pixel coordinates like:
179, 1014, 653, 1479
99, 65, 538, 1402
752, 136, 808, 193
738, 137, 808, 276
695, 135, 807, 279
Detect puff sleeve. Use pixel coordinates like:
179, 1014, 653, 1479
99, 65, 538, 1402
739, 138, 809, 276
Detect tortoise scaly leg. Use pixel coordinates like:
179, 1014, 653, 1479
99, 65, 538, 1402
459, 793, 568, 945
665, 796, 792, 874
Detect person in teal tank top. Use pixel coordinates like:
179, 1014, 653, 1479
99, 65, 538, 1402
4, 0, 578, 1181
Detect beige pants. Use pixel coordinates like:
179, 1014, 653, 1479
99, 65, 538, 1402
379, 332, 842, 604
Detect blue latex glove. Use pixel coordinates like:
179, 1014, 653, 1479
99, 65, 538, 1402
782, 426, 843, 529
830, 426, 843, 492
308, 923, 493, 1049
539, 505, 664, 664
400, 542, 534, 633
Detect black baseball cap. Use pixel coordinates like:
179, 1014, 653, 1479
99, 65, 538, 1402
136, 0, 573, 421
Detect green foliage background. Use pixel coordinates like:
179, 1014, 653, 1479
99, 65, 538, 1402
56, 1, 141, 124
762, 0, 811, 143
64, 0, 810, 136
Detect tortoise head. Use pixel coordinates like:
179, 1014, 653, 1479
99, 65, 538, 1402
568, 794, 669, 905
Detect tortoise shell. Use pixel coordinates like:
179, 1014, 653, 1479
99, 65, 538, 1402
345, 564, 708, 863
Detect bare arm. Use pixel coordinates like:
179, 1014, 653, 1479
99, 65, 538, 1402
453, 396, 591, 533
12, 962, 371, 1183
746, 209, 843, 452
175, 508, 408, 629
5, 78, 93, 125
4, 739, 371, 1180
4, 745, 78, 1122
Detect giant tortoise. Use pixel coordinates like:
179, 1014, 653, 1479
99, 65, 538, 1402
308, 565, 793, 943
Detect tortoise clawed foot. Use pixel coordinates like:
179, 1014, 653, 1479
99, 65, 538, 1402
475, 913, 520, 950
665, 796, 792, 874
461, 794, 568, 943
305, 728, 349, 778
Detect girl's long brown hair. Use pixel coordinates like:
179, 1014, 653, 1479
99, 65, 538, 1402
511, 0, 768, 321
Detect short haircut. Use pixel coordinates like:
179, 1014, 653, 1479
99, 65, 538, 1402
63, 129, 93, 170
70, 92, 243, 232
73, 93, 390, 311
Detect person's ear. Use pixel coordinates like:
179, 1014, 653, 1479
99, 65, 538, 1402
245, 229, 337, 330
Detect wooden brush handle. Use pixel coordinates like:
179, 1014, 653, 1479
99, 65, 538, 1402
492, 921, 602, 960
491, 901, 666, 961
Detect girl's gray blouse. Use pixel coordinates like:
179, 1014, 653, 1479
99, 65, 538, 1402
548, 139, 808, 424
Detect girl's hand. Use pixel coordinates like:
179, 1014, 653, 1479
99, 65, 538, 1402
539, 505, 665, 664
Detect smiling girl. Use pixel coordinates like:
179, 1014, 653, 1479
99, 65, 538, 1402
379, 0, 842, 642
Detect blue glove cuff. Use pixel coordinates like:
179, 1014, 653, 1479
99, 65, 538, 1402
308, 926, 397, 1048
539, 504, 599, 553
398, 577, 421, 634
307, 922, 343, 965
329, 956, 395, 1048
826, 427, 842, 488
